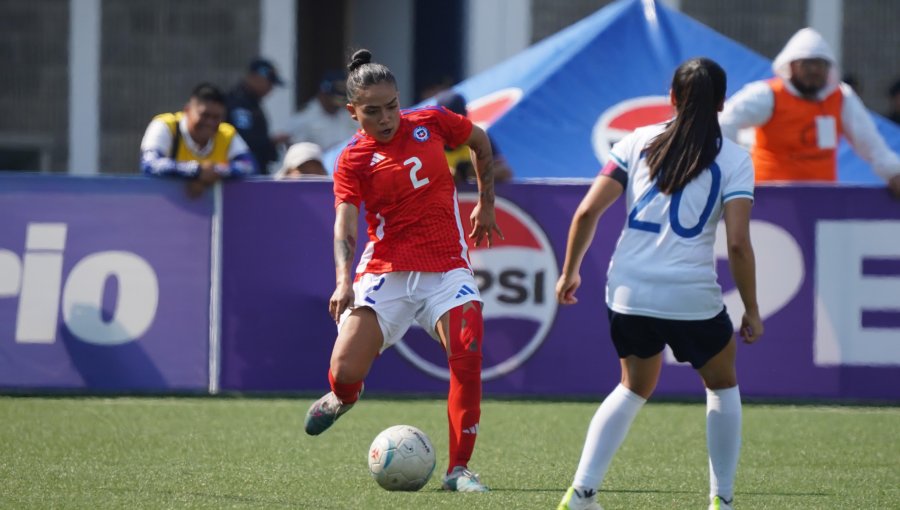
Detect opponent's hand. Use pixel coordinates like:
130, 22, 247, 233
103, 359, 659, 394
328, 282, 354, 323
556, 273, 581, 305
739, 310, 764, 344
469, 201, 504, 247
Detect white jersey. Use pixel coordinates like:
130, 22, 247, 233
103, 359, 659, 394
606, 123, 754, 320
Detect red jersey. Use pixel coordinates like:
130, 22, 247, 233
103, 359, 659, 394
334, 106, 474, 276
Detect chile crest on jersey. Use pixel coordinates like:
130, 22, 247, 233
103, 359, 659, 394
393, 194, 558, 381
412, 126, 430, 142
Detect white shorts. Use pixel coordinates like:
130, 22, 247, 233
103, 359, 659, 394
339, 268, 482, 351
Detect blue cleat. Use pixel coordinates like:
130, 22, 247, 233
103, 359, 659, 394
441, 466, 490, 492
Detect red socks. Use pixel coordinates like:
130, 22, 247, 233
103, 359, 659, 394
328, 369, 363, 405
446, 302, 484, 472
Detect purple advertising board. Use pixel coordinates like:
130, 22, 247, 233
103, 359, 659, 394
220, 181, 900, 400
0, 175, 212, 391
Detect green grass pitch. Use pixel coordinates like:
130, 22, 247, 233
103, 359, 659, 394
1, 395, 898, 509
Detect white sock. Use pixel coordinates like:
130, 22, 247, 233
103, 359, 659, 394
706, 385, 741, 501
572, 383, 646, 490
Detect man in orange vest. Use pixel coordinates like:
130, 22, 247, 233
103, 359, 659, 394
140, 83, 257, 197
720, 28, 900, 197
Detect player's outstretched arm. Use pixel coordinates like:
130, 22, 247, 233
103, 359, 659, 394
330, 202, 359, 322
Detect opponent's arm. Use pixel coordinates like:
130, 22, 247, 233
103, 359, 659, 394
556, 168, 624, 305
723, 197, 763, 343
330, 202, 359, 322
466, 125, 503, 246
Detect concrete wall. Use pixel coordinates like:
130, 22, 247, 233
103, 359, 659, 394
100, 0, 260, 174
0, 0, 69, 172
682, 0, 806, 61
842, 0, 900, 117
530, 0, 616, 42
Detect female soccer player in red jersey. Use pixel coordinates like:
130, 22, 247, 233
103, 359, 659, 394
303, 49, 502, 493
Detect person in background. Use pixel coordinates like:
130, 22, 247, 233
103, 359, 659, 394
274, 142, 327, 180
555, 58, 762, 510
140, 82, 256, 197
226, 57, 284, 175
435, 90, 513, 185
719, 28, 900, 197
418, 76, 454, 103
887, 78, 900, 126
275, 70, 359, 153
841, 73, 860, 95
303, 49, 501, 494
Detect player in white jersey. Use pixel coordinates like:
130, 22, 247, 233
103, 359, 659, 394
555, 58, 763, 510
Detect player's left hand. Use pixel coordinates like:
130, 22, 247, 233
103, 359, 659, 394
329, 282, 354, 323
469, 201, 504, 247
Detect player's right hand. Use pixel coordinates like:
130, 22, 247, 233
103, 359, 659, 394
555, 273, 581, 305
469, 201, 504, 247
329, 283, 354, 323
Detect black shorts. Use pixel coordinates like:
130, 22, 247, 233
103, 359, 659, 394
607, 307, 733, 369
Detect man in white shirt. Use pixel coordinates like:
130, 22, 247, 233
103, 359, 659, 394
275, 71, 359, 153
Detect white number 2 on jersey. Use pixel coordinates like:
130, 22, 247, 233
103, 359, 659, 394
404, 157, 430, 189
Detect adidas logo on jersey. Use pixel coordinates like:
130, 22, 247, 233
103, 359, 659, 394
455, 284, 476, 299
462, 424, 479, 434
370, 153, 385, 166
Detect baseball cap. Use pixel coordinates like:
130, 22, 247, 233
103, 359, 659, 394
319, 69, 347, 96
249, 57, 284, 86
435, 90, 467, 116
276, 142, 324, 178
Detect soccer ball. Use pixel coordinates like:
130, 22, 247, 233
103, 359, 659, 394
367, 424, 437, 491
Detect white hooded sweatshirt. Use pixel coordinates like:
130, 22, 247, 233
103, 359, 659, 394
719, 28, 900, 182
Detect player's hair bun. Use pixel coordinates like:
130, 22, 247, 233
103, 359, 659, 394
348, 49, 372, 72
344, 48, 395, 102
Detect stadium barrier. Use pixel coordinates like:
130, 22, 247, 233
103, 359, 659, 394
2, 174, 899, 400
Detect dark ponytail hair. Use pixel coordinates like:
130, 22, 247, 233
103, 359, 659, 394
346, 49, 397, 103
645, 58, 726, 194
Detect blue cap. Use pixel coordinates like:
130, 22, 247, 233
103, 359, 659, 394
248, 57, 284, 86
435, 90, 467, 116
319, 69, 347, 95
